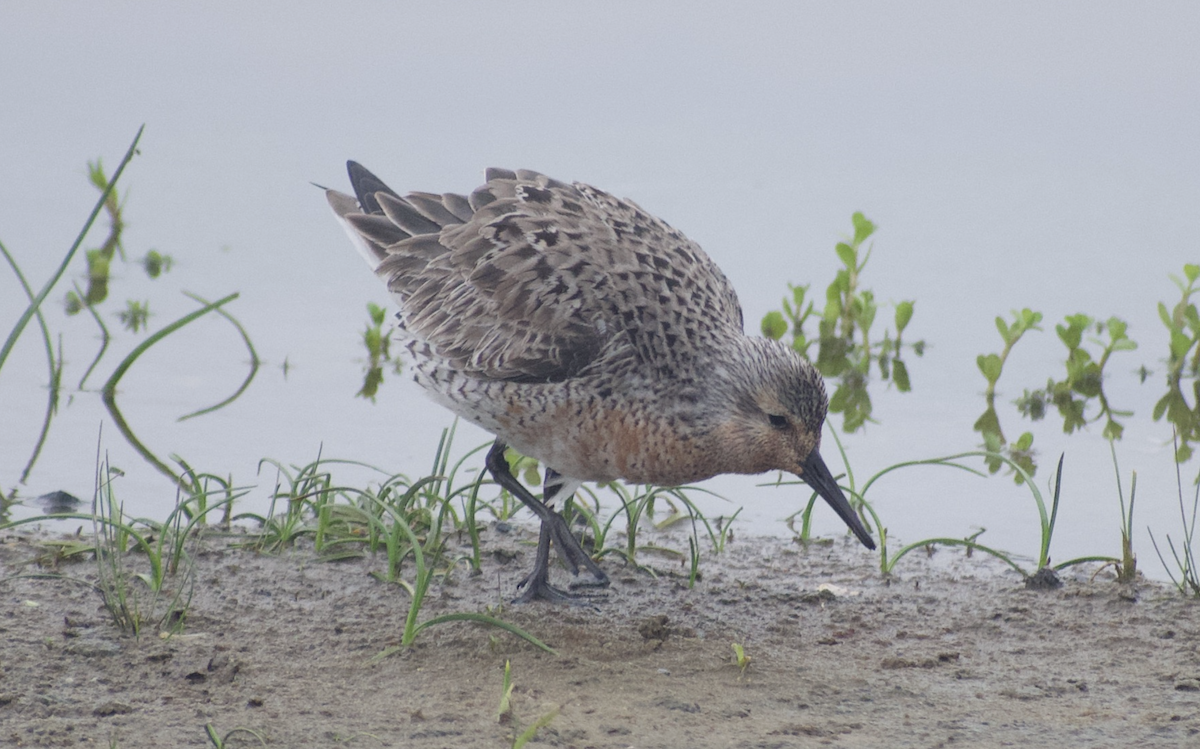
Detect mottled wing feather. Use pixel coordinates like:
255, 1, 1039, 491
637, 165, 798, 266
330, 163, 744, 383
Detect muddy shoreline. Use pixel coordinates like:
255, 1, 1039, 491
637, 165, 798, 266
2, 526, 1198, 747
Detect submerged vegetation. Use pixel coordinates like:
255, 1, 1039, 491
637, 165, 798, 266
2, 126, 1200, 699
0, 127, 259, 495
757, 211, 1195, 588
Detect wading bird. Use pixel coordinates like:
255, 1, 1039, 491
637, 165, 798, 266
327, 163, 875, 603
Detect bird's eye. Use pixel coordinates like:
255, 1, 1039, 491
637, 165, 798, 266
768, 414, 788, 429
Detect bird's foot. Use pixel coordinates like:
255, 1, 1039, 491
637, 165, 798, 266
544, 512, 610, 587
513, 565, 607, 605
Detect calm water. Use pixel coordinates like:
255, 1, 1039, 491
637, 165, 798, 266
3, 3, 1199, 580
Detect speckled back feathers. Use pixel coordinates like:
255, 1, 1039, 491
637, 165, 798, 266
331, 164, 744, 385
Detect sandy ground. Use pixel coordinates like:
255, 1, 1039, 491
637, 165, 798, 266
1, 524, 1198, 748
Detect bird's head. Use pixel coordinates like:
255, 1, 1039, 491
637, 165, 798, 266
717, 338, 876, 550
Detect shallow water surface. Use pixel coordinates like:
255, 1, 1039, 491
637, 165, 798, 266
2, 3, 1198, 582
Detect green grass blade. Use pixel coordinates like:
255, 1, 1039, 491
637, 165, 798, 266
176, 291, 260, 420
512, 706, 561, 749
885, 536, 1028, 576
413, 613, 558, 654
1, 237, 63, 482
101, 292, 239, 484
1052, 555, 1120, 571
72, 280, 111, 389
19, 337, 62, 483
0, 125, 143, 375
1041, 454, 1065, 568
101, 292, 239, 397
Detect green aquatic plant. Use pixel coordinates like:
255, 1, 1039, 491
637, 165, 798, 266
975, 310, 1136, 481
1153, 264, 1200, 462
731, 641, 751, 678
357, 301, 401, 401
761, 212, 922, 432
974, 308, 1043, 481
0, 129, 143, 487
100, 291, 251, 486
789, 432, 1119, 581
1016, 314, 1136, 440
1, 127, 256, 492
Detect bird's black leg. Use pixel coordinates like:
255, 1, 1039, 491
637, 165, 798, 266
484, 440, 609, 603
541, 467, 610, 590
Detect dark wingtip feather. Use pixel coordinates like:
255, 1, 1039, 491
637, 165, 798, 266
346, 161, 397, 215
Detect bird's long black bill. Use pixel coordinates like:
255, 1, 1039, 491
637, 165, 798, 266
800, 450, 876, 550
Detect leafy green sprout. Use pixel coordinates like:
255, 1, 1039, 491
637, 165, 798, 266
1016, 314, 1137, 440
497, 659, 515, 722
974, 308, 1043, 480
731, 641, 751, 678
762, 212, 921, 432
1153, 263, 1200, 461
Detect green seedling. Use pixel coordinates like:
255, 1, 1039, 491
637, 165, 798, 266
497, 659, 515, 722
367, 498, 557, 653
511, 707, 560, 749
1109, 443, 1138, 584
2, 449, 242, 638
497, 661, 561, 749
1149, 434, 1200, 596
732, 641, 751, 678
204, 724, 266, 748
92, 453, 190, 637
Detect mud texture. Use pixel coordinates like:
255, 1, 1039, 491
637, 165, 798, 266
2, 526, 1198, 747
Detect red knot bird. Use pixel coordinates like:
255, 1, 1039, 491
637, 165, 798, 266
326, 163, 876, 603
